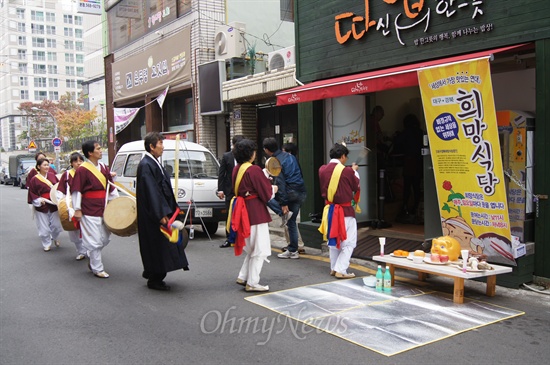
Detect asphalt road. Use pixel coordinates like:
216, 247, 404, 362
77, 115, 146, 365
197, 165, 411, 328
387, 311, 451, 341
1, 184, 549, 364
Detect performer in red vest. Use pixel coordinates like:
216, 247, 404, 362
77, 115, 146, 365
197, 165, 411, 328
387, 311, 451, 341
230, 139, 277, 292
27, 151, 57, 182
318, 143, 361, 279
71, 141, 118, 279
57, 152, 87, 261
27, 158, 63, 252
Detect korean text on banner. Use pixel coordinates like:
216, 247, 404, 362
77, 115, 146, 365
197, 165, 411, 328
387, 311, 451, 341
418, 58, 515, 266
114, 108, 140, 135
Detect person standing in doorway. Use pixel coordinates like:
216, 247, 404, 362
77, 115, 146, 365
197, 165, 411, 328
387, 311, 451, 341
318, 143, 360, 279
393, 114, 424, 216
368, 105, 388, 168
71, 141, 119, 279
217, 135, 245, 248
136, 132, 189, 291
262, 137, 307, 259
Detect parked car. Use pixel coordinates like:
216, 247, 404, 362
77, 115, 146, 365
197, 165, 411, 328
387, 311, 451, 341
0, 167, 7, 184
19, 166, 34, 189
111, 139, 224, 236
8, 154, 35, 186
13, 159, 36, 187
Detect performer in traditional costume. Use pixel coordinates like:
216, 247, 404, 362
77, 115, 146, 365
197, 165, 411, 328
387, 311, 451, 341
318, 143, 361, 279
229, 139, 277, 292
57, 152, 87, 261
136, 132, 189, 291
71, 141, 118, 279
27, 158, 63, 252
27, 151, 57, 182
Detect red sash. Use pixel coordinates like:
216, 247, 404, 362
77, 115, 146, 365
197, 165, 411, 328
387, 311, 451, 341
41, 192, 51, 200
83, 190, 106, 199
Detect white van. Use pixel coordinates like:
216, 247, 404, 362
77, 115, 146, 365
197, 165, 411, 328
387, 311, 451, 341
111, 139, 225, 235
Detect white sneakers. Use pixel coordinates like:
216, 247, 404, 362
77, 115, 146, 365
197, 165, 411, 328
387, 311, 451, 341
236, 278, 247, 286
335, 272, 355, 279
277, 250, 299, 259
94, 271, 110, 278
76, 254, 86, 261
280, 211, 293, 227
245, 284, 269, 292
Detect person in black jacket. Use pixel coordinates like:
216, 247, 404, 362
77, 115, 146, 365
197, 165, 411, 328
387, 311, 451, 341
217, 135, 245, 248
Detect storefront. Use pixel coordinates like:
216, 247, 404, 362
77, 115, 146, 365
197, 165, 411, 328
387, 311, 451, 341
278, 0, 549, 282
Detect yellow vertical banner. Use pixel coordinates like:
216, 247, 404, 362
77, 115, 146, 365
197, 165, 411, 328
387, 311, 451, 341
418, 58, 515, 265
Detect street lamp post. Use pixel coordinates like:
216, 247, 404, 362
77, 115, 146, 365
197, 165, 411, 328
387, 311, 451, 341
31, 107, 60, 171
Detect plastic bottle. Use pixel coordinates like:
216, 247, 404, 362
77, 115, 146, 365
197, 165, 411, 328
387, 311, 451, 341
383, 265, 392, 293
189, 225, 195, 239
375, 265, 383, 291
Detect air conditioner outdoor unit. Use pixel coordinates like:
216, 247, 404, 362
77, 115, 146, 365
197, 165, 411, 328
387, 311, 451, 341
214, 22, 246, 60
268, 45, 295, 70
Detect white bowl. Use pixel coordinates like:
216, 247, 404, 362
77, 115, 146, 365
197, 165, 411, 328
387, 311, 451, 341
412, 255, 424, 264
362, 276, 376, 287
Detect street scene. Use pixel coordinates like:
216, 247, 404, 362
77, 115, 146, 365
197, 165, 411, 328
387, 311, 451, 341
1, 184, 549, 364
1, 1, 549, 364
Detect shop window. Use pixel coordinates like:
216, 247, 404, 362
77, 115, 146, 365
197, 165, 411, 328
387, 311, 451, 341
165, 92, 194, 131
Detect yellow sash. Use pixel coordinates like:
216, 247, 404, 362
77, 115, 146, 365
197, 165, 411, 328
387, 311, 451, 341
319, 163, 361, 239
36, 173, 53, 188
226, 163, 252, 234
80, 161, 107, 190
327, 163, 344, 202
69, 169, 76, 178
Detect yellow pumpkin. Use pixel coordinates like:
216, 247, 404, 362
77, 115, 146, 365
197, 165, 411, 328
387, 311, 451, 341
431, 236, 461, 261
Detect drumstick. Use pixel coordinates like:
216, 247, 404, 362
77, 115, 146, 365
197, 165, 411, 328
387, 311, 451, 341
108, 181, 137, 201
354, 147, 371, 164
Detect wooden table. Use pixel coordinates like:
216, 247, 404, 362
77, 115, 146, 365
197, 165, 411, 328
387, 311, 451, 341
372, 255, 513, 303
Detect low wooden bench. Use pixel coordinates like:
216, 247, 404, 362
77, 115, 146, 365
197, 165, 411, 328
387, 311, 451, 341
372, 255, 513, 303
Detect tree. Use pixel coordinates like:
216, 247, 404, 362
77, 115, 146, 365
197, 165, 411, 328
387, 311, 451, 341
18, 100, 58, 141
18, 94, 99, 142
56, 93, 99, 139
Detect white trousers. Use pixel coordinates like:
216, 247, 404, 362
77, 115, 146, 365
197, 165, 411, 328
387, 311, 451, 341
68, 229, 86, 255
34, 210, 63, 249
329, 217, 357, 275
238, 223, 271, 287
80, 215, 111, 273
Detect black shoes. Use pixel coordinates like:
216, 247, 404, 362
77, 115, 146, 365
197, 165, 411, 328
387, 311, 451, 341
220, 240, 234, 248
147, 280, 171, 291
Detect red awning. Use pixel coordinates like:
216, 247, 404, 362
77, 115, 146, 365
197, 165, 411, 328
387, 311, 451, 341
276, 44, 527, 106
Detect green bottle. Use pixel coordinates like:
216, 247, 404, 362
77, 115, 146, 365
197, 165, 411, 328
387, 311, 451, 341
383, 265, 392, 293
375, 265, 383, 291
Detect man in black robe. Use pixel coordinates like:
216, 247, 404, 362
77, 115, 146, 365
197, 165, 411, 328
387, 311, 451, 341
137, 132, 189, 291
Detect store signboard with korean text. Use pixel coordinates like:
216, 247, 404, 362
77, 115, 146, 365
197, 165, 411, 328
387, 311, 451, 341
112, 27, 191, 102
296, 0, 550, 82
418, 58, 514, 266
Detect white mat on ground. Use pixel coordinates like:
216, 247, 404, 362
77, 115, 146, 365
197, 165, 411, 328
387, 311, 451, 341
245, 278, 523, 356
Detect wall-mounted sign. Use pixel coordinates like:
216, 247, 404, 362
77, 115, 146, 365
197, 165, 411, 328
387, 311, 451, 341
112, 27, 191, 102
77, 0, 102, 15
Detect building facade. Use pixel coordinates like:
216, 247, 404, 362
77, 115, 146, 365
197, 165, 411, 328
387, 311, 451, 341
103, 0, 296, 161
0, 0, 99, 151
279, 0, 549, 283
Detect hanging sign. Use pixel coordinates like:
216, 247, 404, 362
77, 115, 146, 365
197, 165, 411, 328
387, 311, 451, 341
418, 58, 514, 265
